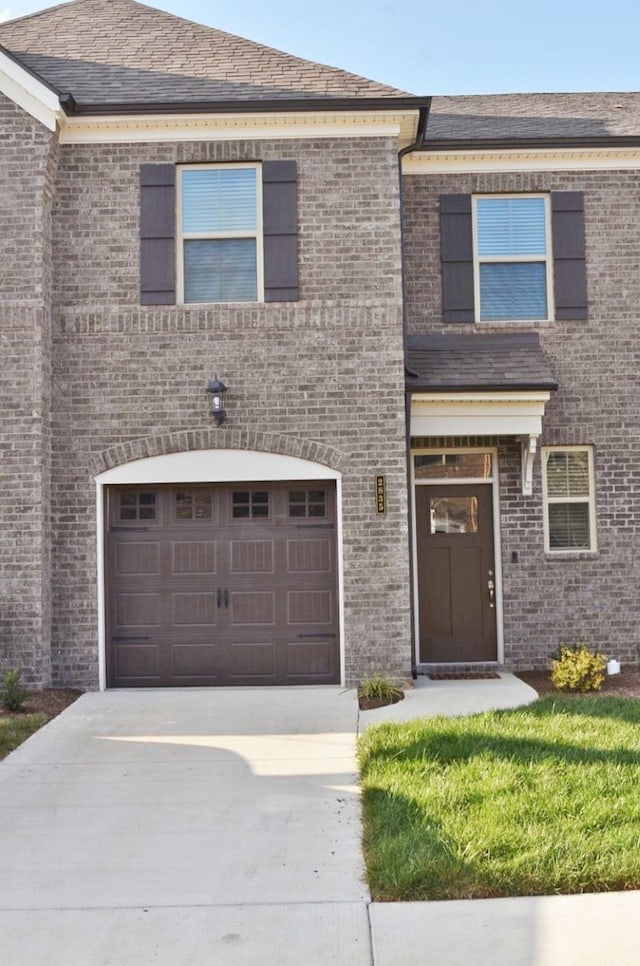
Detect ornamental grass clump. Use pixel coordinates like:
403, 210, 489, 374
358, 675, 404, 709
1, 669, 28, 712
551, 642, 606, 692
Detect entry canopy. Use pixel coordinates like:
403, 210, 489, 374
407, 332, 557, 496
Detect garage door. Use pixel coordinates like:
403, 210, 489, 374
106, 482, 339, 687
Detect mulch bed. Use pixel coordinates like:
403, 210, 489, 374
516, 669, 640, 698
0, 688, 83, 722
359, 692, 405, 711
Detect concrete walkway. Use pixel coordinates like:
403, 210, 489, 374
0, 688, 369, 965
1, 674, 640, 964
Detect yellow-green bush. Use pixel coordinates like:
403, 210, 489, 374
550, 642, 606, 692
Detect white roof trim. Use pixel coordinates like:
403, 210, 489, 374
411, 391, 552, 495
410, 391, 551, 438
403, 146, 640, 174
0, 48, 62, 130
59, 109, 417, 145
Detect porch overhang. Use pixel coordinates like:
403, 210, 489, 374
409, 391, 552, 496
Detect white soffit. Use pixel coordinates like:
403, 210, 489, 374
403, 147, 640, 174
59, 110, 416, 145
410, 391, 551, 437
95, 448, 341, 484
0, 50, 62, 131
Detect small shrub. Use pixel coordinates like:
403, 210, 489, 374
550, 642, 606, 693
359, 675, 404, 704
1, 669, 28, 713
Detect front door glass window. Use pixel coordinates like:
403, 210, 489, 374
429, 495, 479, 534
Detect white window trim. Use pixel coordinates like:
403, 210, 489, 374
542, 445, 597, 554
176, 162, 264, 305
472, 193, 554, 324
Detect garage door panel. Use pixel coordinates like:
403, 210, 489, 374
228, 641, 276, 678
115, 643, 160, 680
116, 593, 162, 628
287, 590, 332, 625
107, 482, 339, 687
115, 543, 160, 576
230, 591, 275, 625
286, 539, 331, 573
172, 541, 217, 575
171, 643, 220, 677
287, 640, 333, 677
230, 540, 275, 573
171, 593, 217, 626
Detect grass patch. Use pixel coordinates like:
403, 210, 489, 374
0, 714, 47, 761
358, 695, 640, 900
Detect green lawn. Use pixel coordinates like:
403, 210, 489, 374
358, 696, 640, 901
0, 714, 47, 761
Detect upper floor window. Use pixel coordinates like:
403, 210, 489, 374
439, 191, 587, 325
473, 195, 552, 322
178, 163, 263, 303
542, 446, 596, 553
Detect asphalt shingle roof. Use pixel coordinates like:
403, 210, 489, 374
427, 92, 640, 143
0, 0, 408, 106
406, 333, 557, 392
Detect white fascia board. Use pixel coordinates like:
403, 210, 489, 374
0, 50, 62, 131
59, 109, 415, 145
410, 391, 551, 437
403, 147, 640, 175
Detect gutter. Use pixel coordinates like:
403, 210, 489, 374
396, 100, 431, 681
61, 93, 433, 117
417, 134, 640, 152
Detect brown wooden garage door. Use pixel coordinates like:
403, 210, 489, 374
106, 482, 339, 687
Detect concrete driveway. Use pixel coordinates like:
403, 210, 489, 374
0, 688, 370, 965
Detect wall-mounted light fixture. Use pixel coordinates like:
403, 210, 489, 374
206, 376, 227, 426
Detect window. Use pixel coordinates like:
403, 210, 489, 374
232, 490, 270, 519
473, 195, 552, 322
140, 161, 298, 305
542, 447, 596, 553
439, 191, 588, 323
288, 489, 327, 518
178, 164, 262, 303
118, 491, 157, 522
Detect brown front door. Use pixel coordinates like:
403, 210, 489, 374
416, 484, 497, 663
106, 483, 339, 687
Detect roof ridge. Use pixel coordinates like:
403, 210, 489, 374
0, 0, 78, 27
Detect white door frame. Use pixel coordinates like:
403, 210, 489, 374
95, 449, 344, 690
410, 446, 504, 666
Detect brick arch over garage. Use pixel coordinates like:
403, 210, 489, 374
90, 429, 349, 477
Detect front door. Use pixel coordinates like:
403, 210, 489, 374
416, 484, 497, 663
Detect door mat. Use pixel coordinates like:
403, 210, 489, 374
427, 672, 501, 680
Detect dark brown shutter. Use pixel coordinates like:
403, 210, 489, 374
262, 161, 298, 302
551, 192, 587, 320
440, 194, 475, 322
140, 164, 176, 305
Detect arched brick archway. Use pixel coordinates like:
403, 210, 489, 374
91, 428, 348, 477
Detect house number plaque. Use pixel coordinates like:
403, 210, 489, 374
375, 475, 386, 514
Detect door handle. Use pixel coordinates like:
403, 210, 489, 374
487, 578, 495, 609
217, 588, 222, 609
223, 588, 229, 609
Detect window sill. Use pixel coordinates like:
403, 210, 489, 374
544, 550, 598, 561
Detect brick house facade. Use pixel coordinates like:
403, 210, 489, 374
1, 1, 639, 688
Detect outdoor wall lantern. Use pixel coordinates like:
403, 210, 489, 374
206, 376, 227, 426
